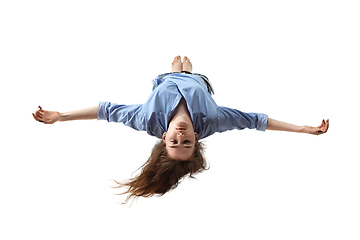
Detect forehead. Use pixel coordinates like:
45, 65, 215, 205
166, 147, 194, 160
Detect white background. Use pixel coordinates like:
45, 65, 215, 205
1, 0, 359, 239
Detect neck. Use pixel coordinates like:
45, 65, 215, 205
169, 98, 192, 125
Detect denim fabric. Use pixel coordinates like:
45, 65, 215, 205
98, 73, 268, 139
152, 72, 214, 95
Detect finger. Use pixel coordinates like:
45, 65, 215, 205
316, 120, 324, 134
32, 113, 43, 122
324, 119, 329, 133
316, 122, 323, 134
35, 111, 43, 119
320, 119, 328, 133
32, 113, 39, 121
318, 119, 330, 134
321, 119, 325, 128
317, 120, 324, 129
37, 108, 45, 115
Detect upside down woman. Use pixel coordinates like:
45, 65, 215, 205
32, 56, 329, 204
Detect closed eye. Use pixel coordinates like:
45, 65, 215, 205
169, 145, 193, 148
169, 140, 193, 148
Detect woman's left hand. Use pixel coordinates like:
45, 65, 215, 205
32, 106, 61, 124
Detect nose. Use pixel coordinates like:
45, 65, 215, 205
177, 131, 184, 136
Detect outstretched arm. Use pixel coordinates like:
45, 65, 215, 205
32, 105, 99, 124
267, 118, 329, 135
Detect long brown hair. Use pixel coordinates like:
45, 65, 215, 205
112, 140, 208, 205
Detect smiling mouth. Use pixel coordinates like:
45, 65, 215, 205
176, 127, 187, 131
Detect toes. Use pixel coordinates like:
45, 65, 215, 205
173, 56, 181, 63
183, 56, 191, 64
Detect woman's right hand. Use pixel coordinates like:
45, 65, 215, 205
32, 106, 61, 124
301, 119, 330, 135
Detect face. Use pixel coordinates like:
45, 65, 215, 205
162, 121, 198, 161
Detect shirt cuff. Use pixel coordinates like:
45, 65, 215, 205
256, 114, 268, 131
97, 101, 110, 121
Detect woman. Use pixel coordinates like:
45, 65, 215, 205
32, 56, 329, 203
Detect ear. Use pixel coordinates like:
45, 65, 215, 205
162, 132, 167, 143
194, 132, 199, 142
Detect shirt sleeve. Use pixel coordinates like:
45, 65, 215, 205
217, 106, 268, 132
98, 101, 146, 131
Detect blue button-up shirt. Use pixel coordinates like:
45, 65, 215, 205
98, 73, 268, 140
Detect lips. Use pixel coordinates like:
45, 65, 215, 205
176, 127, 187, 131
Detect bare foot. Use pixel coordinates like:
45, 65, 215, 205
171, 55, 182, 72
182, 56, 192, 72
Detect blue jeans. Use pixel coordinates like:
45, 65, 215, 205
152, 71, 214, 95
